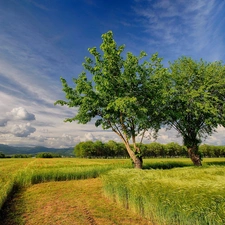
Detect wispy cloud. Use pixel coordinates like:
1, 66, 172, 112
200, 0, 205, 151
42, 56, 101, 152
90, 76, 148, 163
0, 1, 81, 107
26, 0, 50, 11
133, 0, 225, 61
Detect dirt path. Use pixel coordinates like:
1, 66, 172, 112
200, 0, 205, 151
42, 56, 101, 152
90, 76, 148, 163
1, 178, 153, 225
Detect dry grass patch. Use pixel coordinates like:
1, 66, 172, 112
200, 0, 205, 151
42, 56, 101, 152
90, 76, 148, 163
2, 178, 152, 225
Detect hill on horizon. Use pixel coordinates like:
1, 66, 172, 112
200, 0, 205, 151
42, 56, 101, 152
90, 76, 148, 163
0, 144, 74, 156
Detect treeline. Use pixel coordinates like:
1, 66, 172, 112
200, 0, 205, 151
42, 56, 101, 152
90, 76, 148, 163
0, 152, 62, 158
1, 143, 225, 159
74, 141, 225, 158
36, 152, 62, 158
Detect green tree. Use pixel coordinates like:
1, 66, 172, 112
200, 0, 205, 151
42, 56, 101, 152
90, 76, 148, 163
93, 140, 105, 157
164, 142, 182, 157
105, 140, 128, 158
13, 154, 32, 158
36, 152, 53, 158
104, 140, 116, 157
0, 152, 5, 158
74, 141, 95, 158
146, 142, 164, 157
163, 57, 225, 165
74, 142, 83, 157
55, 31, 166, 169
36, 152, 61, 158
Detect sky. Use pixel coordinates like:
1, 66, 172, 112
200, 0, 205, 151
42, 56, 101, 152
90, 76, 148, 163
0, 0, 225, 148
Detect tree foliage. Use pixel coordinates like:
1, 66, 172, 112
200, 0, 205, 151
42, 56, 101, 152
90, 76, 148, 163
36, 152, 62, 158
0, 152, 5, 158
74, 140, 128, 158
13, 154, 32, 158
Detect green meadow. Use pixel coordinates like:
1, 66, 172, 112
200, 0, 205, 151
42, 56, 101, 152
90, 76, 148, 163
0, 158, 225, 224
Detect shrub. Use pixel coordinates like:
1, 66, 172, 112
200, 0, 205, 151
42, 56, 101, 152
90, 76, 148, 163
0, 152, 5, 158
36, 152, 61, 158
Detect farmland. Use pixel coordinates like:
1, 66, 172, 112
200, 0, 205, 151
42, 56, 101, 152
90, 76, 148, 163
0, 158, 225, 224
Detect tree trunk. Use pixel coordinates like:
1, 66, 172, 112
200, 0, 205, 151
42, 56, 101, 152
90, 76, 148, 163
187, 147, 202, 166
123, 142, 143, 169
134, 156, 143, 169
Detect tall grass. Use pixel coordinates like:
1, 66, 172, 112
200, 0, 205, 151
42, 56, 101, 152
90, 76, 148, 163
102, 166, 225, 225
15, 164, 127, 186
0, 159, 34, 209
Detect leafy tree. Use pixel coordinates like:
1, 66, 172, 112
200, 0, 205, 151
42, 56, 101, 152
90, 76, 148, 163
164, 142, 182, 157
146, 142, 164, 157
74, 142, 83, 157
163, 57, 225, 165
105, 140, 128, 158
55, 31, 166, 168
13, 154, 32, 158
104, 140, 117, 157
94, 140, 105, 157
36, 152, 62, 158
74, 141, 95, 158
0, 152, 5, 158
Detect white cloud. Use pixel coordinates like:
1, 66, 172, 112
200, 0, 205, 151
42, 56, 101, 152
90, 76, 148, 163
0, 107, 36, 127
0, 107, 37, 138
80, 132, 96, 142
202, 126, 225, 146
10, 123, 36, 137
44, 134, 78, 148
7, 107, 35, 121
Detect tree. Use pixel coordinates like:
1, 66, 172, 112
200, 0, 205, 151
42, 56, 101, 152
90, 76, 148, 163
74, 141, 95, 158
0, 152, 5, 158
163, 57, 225, 166
94, 140, 105, 157
164, 142, 182, 157
36, 152, 62, 158
55, 31, 166, 169
105, 140, 128, 158
146, 142, 164, 157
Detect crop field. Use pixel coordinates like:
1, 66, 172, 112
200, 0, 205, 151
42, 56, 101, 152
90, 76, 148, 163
0, 158, 225, 224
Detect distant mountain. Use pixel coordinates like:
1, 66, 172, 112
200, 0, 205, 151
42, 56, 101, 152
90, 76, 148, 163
0, 144, 74, 156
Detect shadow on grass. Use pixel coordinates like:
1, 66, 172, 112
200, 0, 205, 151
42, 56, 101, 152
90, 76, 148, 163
205, 161, 225, 166
143, 158, 225, 169
143, 161, 192, 170
0, 184, 22, 224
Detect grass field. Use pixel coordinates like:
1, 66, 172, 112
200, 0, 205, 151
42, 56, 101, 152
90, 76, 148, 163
0, 158, 225, 224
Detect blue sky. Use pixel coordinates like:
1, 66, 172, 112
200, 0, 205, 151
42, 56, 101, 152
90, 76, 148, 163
0, 0, 225, 148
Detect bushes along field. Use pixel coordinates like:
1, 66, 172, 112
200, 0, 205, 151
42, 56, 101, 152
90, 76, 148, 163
74, 140, 225, 158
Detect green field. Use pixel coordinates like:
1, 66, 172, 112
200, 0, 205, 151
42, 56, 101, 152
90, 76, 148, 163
0, 158, 225, 224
